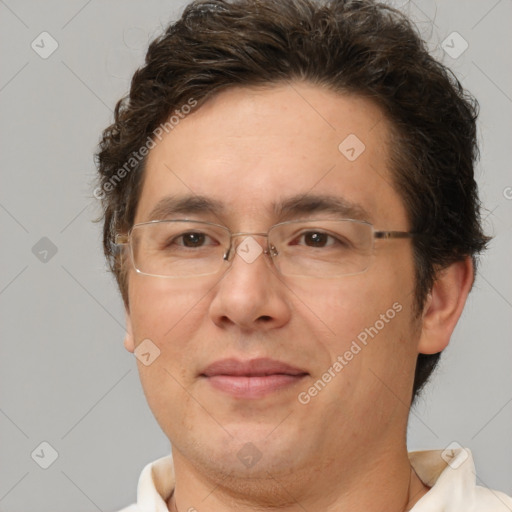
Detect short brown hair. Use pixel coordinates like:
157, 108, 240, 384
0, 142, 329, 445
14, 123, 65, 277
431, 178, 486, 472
94, 0, 489, 403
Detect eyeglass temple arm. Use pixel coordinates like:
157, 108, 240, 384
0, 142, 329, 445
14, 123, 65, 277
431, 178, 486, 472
114, 234, 129, 245
374, 231, 416, 239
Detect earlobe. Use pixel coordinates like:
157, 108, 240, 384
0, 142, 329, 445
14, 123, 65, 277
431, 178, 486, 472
417, 257, 474, 355
124, 309, 135, 353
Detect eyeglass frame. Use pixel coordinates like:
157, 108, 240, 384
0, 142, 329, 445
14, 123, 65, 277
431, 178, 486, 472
114, 218, 419, 278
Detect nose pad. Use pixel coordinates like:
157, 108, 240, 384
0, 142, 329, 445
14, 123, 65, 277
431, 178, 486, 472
269, 243, 279, 257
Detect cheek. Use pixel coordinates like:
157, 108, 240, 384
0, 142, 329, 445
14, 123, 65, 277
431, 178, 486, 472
128, 276, 213, 343
129, 278, 211, 434
286, 275, 396, 349
128, 274, 229, 398
287, 256, 416, 383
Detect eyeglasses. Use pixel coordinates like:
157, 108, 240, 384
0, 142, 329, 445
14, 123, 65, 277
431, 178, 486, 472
114, 219, 416, 279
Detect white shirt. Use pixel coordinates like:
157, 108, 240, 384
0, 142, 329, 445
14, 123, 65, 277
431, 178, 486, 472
118, 447, 512, 511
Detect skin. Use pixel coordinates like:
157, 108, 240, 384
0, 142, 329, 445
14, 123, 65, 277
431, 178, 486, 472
123, 82, 474, 511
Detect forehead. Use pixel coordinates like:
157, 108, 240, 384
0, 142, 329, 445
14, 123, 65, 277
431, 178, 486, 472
134, 82, 408, 229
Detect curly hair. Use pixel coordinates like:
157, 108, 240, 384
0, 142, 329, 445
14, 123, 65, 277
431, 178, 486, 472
94, 0, 490, 403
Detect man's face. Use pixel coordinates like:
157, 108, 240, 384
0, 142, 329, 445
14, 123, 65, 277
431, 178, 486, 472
125, 83, 421, 480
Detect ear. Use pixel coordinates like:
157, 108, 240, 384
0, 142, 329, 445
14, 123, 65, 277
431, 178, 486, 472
417, 257, 474, 355
124, 308, 135, 353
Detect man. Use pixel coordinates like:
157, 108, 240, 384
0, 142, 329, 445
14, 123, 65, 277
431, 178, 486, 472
94, 0, 511, 510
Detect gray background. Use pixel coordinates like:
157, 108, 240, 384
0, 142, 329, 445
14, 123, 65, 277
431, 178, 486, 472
0, 0, 511, 511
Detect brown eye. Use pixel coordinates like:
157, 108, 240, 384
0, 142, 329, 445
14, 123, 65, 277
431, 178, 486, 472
290, 231, 341, 248
286, 229, 354, 251
303, 232, 329, 247
180, 232, 207, 247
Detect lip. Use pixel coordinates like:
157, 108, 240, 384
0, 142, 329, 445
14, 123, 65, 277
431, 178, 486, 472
200, 358, 308, 399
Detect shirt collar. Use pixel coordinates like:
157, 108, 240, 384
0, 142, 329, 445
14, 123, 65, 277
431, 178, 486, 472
408, 447, 476, 510
136, 453, 175, 512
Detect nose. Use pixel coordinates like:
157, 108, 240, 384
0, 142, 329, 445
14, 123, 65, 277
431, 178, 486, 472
208, 234, 292, 332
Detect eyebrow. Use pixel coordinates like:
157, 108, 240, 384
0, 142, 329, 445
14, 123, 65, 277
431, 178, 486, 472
276, 193, 370, 222
147, 195, 225, 221
145, 193, 371, 223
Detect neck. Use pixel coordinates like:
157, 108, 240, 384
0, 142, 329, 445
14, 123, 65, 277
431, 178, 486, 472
166, 444, 430, 512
